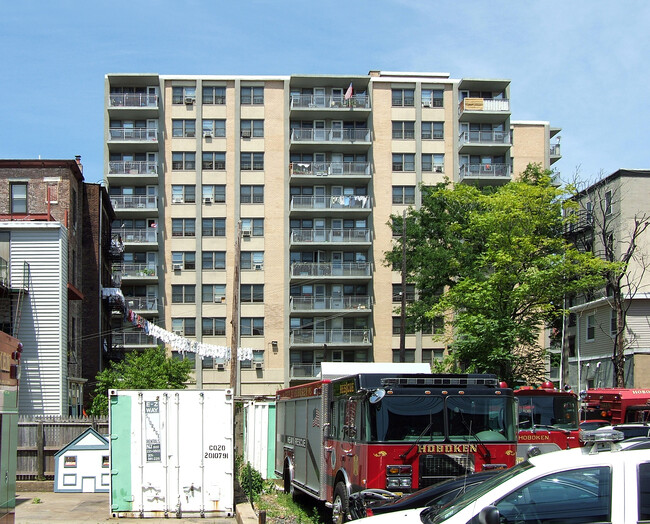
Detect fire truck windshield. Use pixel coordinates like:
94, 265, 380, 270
518, 394, 579, 430
369, 395, 517, 443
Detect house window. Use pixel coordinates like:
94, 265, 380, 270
102, 456, 109, 468
241, 218, 264, 236
392, 349, 416, 363
422, 316, 445, 335
421, 89, 444, 107
172, 119, 196, 138
392, 153, 415, 172
241, 317, 264, 336
202, 251, 226, 270
171, 284, 195, 304
241, 119, 264, 138
392, 121, 415, 139
171, 251, 196, 270
241, 251, 264, 270
393, 284, 416, 302
422, 153, 444, 172
202, 86, 225, 105
587, 313, 596, 341
172, 86, 196, 104
241, 284, 264, 303
240, 152, 264, 170
10, 183, 27, 214
392, 88, 415, 107
172, 152, 196, 170
202, 284, 226, 303
171, 185, 196, 204
392, 317, 416, 335
202, 152, 226, 170
421, 121, 444, 140
202, 184, 226, 203
605, 190, 612, 215
610, 310, 618, 336
202, 218, 226, 237
202, 317, 226, 336
392, 186, 416, 205
202, 119, 226, 137
64, 456, 77, 467
422, 349, 444, 364
171, 218, 195, 237
241, 86, 264, 105
240, 185, 264, 204
171, 318, 196, 337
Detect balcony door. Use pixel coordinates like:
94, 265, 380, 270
314, 153, 327, 175
314, 218, 326, 242
146, 185, 158, 208
146, 119, 158, 140
331, 284, 343, 309
314, 317, 327, 343
314, 120, 326, 141
314, 88, 326, 108
146, 252, 157, 274
331, 153, 344, 175
314, 186, 326, 209
314, 285, 327, 310
331, 121, 343, 141
332, 251, 343, 276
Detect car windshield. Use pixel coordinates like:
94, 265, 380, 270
518, 394, 579, 430
427, 462, 534, 523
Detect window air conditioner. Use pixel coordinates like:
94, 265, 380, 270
241, 129, 251, 138
254, 362, 263, 370
422, 101, 433, 108
171, 195, 184, 203
216, 363, 225, 370
185, 96, 196, 105
203, 196, 213, 204
174, 330, 183, 336
242, 229, 251, 237
254, 263, 263, 271
215, 296, 226, 303
172, 263, 183, 271
203, 131, 213, 138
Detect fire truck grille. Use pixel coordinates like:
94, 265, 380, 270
419, 453, 475, 488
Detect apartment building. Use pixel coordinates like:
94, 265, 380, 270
563, 169, 650, 389
104, 71, 559, 396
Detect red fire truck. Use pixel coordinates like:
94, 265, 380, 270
513, 383, 581, 459
582, 388, 650, 424
275, 367, 517, 523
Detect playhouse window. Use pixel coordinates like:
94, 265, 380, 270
64, 456, 77, 467
102, 456, 109, 467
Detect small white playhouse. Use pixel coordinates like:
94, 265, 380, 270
54, 427, 110, 493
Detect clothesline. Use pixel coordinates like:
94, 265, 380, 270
125, 309, 254, 361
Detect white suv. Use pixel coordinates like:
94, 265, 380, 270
419, 432, 650, 524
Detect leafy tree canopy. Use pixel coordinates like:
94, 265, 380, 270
88, 346, 193, 416
385, 164, 616, 384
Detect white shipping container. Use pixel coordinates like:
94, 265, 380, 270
109, 389, 234, 519
243, 401, 275, 479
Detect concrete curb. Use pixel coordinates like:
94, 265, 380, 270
236, 500, 259, 524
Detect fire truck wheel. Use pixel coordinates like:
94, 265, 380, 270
332, 482, 349, 524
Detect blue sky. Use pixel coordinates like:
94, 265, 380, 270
0, 1, 647, 184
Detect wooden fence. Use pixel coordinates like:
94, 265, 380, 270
17, 416, 109, 480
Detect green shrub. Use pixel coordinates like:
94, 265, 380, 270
239, 462, 264, 499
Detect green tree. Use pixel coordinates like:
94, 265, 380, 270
386, 164, 615, 384
88, 346, 193, 416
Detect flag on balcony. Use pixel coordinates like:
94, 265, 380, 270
344, 82, 353, 100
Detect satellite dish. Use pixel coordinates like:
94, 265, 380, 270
369, 388, 386, 404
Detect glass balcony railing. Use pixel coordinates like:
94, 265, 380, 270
459, 163, 511, 181
290, 262, 372, 277
458, 131, 511, 146
110, 195, 158, 210
290, 94, 370, 109
118, 229, 158, 244
291, 128, 371, 142
289, 161, 371, 177
290, 363, 322, 380
124, 296, 158, 312
108, 161, 158, 175
116, 263, 158, 278
290, 195, 371, 211
550, 143, 561, 156
290, 229, 371, 243
108, 128, 158, 141
290, 295, 371, 311
109, 93, 158, 108
112, 331, 158, 347
290, 329, 371, 345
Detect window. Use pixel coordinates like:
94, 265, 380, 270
587, 313, 596, 341
240, 185, 264, 204
422, 349, 444, 364
610, 309, 617, 336
172, 152, 196, 170
202, 152, 226, 170
172, 251, 196, 270
171, 317, 196, 337
241, 86, 264, 105
171, 218, 195, 237
172, 119, 196, 138
241, 119, 264, 138
392, 121, 415, 139
392, 317, 416, 335
241, 218, 264, 236
202, 251, 226, 270
172, 86, 196, 104
10, 183, 27, 214
202, 284, 226, 303
393, 186, 416, 205
241, 251, 264, 270
422, 153, 444, 172
605, 190, 612, 215
202, 119, 226, 137
202, 218, 226, 237
392, 349, 416, 363
421, 89, 443, 107
202, 317, 226, 336
102, 456, 109, 468
495, 466, 611, 523
241, 284, 264, 303
392, 153, 415, 172
392, 88, 414, 107
202, 184, 226, 203
393, 284, 416, 302
172, 284, 195, 304
171, 185, 196, 204
241, 152, 264, 170
241, 317, 264, 336
202, 86, 225, 105
241, 349, 264, 369
421, 121, 444, 139
568, 335, 576, 357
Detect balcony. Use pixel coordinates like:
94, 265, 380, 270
564, 210, 594, 235
291, 128, 371, 143
290, 295, 372, 312
290, 328, 371, 346
289, 161, 371, 179
112, 331, 158, 349
290, 195, 371, 213
101, 287, 125, 311
458, 130, 511, 151
124, 296, 158, 313
550, 143, 562, 165
458, 98, 510, 122
117, 263, 158, 279
108, 128, 158, 142
290, 94, 370, 110
458, 163, 511, 186
109, 93, 158, 108
119, 228, 158, 245
290, 228, 371, 245
291, 262, 372, 278
290, 363, 322, 380
110, 195, 158, 211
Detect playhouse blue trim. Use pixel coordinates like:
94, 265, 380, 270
54, 428, 110, 493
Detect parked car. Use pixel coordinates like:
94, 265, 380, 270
348, 470, 499, 519
579, 419, 610, 431
597, 423, 650, 440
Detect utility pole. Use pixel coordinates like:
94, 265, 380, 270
400, 209, 407, 363
229, 221, 242, 396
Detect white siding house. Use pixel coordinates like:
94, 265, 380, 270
54, 428, 109, 493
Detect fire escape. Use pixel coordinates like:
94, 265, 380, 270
0, 258, 31, 337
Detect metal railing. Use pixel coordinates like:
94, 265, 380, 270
108, 128, 158, 141
290, 363, 322, 380
290, 228, 371, 243
291, 128, 372, 142
459, 163, 510, 180
289, 161, 371, 177
550, 143, 561, 156
108, 161, 158, 175
291, 262, 372, 277
290, 195, 371, 210
290, 328, 371, 345
110, 195, 158, 210
290, 295, 372, 311
290, 94, 370, 109
124, 296, 158, 311
119, 229, 158, 244
458, 131, 511, 146
117, 263, 158, 278
112, 331, 158, 347
109, 93, 158, 107
458, 97, 510, 114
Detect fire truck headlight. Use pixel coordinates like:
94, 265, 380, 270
400, 478, 412, 488
386, 478, 401, 488
386, 465, 412, 490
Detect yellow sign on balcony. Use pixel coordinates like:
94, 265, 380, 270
462, 98, 485, 111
